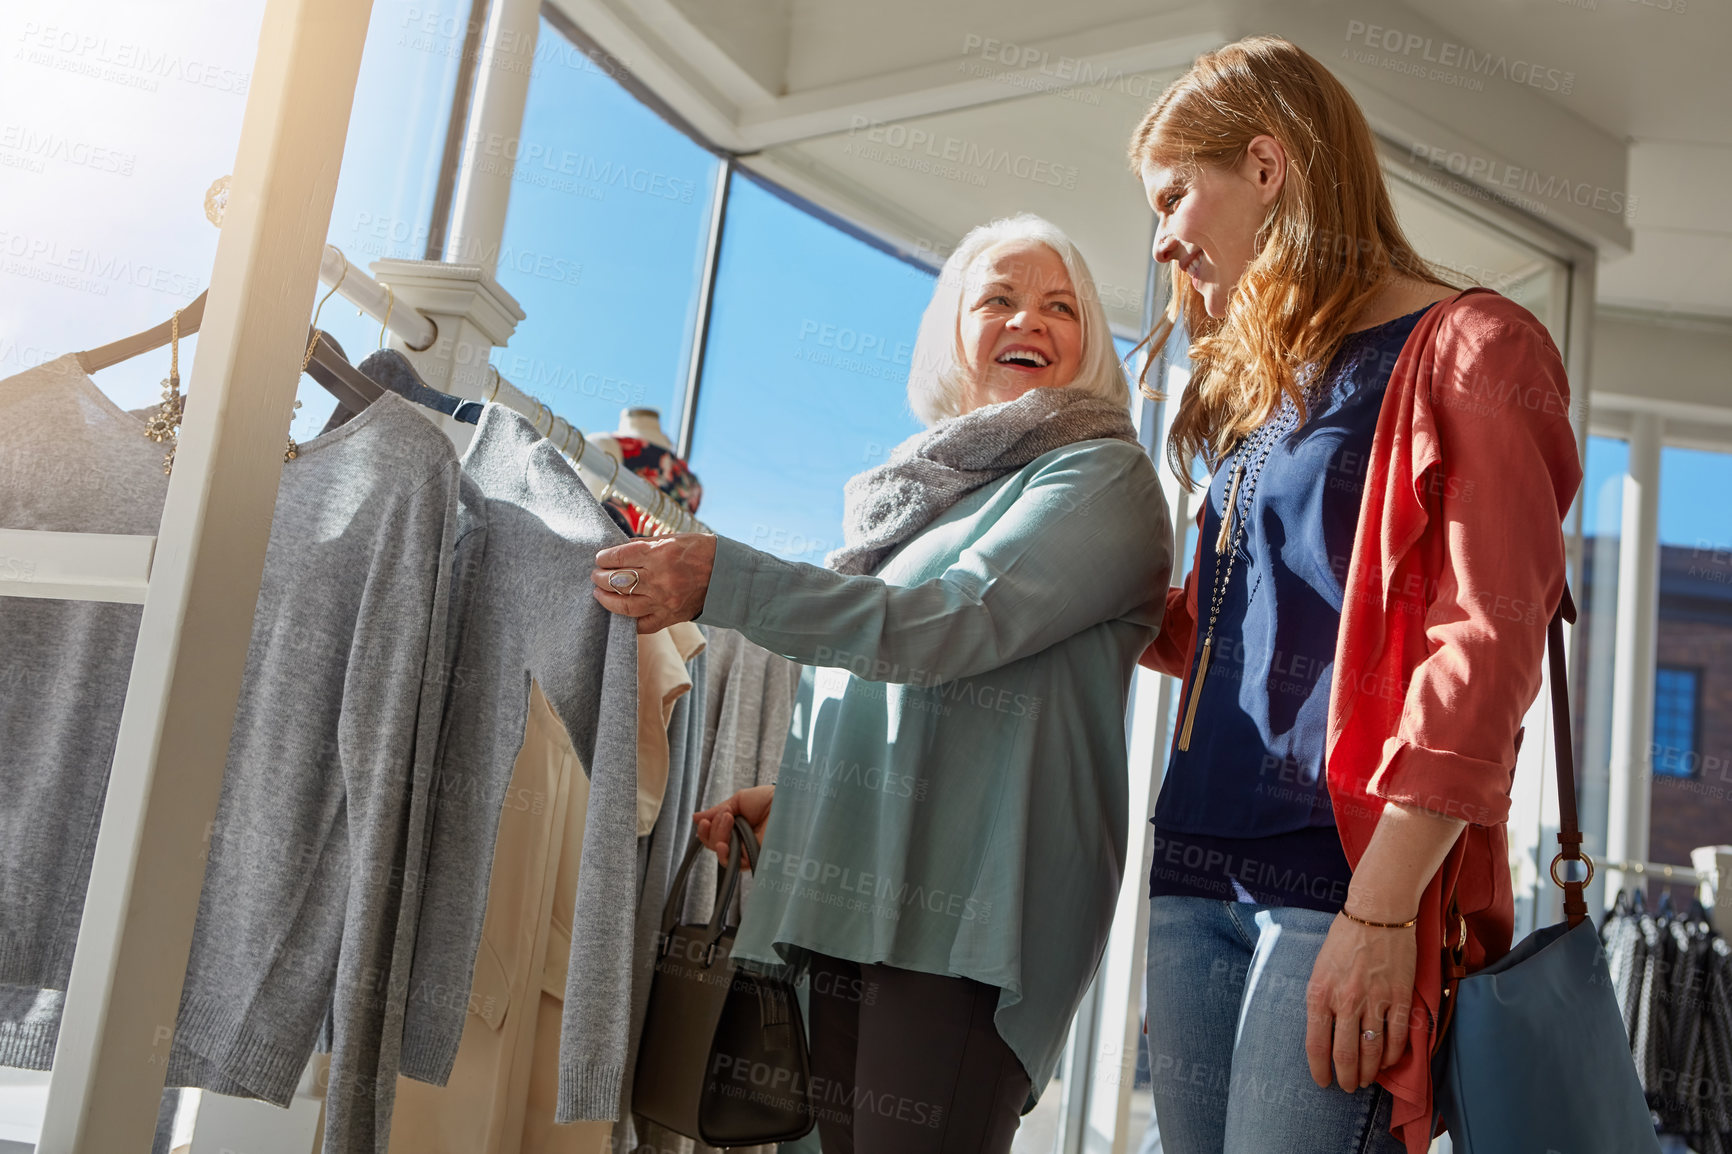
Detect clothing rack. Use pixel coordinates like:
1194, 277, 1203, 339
1606, 846, 1732, 937
318, 245, 708, 535
11, 0, 380, 1148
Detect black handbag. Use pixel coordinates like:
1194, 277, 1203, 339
632, 815, 815, 1146
1431, 589, 1661, 1152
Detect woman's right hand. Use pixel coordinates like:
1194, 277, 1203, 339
693, 784, 774, 869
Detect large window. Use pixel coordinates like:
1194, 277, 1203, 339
1646, 445, 1732, 884
486, 17, 719, 440
686, 174, 934, 560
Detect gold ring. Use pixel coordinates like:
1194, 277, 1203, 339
607, 569, 640, 595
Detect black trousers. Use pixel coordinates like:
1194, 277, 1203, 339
805, 953, 1032, 1154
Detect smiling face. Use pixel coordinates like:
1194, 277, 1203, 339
1141, 135, 1286, 318
955, 239, 1084, 414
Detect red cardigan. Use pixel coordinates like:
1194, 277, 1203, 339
1140, 289, 1582, 1151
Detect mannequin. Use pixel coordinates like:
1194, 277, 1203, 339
616, 407, 674, 449
587, 407, 702, 536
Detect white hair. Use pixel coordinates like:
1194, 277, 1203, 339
906, 213, 1129, 426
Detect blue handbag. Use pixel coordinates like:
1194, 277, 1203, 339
1432, 591, 1660, 1153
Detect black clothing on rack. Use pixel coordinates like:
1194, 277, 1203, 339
1603, 890, 1732, 1152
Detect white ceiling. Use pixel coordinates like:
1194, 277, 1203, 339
556, 0, 1732, 321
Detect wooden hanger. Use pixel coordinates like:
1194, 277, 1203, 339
72, 290, 382, 419
75, 291, 209, 373
304, 330, 384, 415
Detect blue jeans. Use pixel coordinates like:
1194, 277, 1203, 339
1144, 897, 1405, 1154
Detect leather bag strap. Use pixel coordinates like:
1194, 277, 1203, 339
660, 816, 762, 953
1548, 585, 1589, 926
1437, 584, 1582, 1051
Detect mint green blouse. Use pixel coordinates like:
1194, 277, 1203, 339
697, 438, 1172, 1100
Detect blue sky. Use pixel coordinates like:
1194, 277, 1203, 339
1583, 436, 1732, 549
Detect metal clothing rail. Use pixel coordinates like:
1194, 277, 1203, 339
1605, 858, 1719, 886
317, 246, 708, 535
1606, 847, 1732, 937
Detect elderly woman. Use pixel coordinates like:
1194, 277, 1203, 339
590, 213, 1171, 1153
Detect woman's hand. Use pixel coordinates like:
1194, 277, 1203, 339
1304, 800, 1467, 1092
590, 533, 717, 634
692, 784, 774, 870
1304, 914, 1417, 1093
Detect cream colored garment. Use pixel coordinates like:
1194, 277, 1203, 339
381, 628, 706, 1153
522, 714, 615, 1154
387, 681, 576, 1154
634, 622, 704, 836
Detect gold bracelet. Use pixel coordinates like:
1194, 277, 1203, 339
1339, 907, 1418, 930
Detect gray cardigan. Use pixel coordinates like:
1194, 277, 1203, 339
164, 394, 463, 1154
395, 403, 642, 1126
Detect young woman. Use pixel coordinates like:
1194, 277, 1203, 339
1129, 37, 1581, 1154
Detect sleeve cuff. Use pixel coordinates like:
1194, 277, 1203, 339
1368, 738, 1514, 826
696, 535, 760, 632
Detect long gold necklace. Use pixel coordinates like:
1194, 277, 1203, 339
142, 309, 186, 474
1175, 406, 1297, 752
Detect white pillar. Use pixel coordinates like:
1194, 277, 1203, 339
1606, 412, 1663, 896
1581, 495, 1622, 916
36, 0, 376, 1147
368, 258, 524, 452
443, 0, 541, 275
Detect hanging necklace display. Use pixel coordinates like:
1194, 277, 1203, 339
143, 308, 187, 474
1176, 398, 1302, 752
143, 301, 314, 474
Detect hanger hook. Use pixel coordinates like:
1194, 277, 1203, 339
378, 282, 394, 350
599, 454, 622, 504
560, 423, 587, 462
317, 245, 348, 325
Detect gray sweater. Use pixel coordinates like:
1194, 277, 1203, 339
393, 403, 642, 1126
698, 627, 802, 919
0, 356, 171, 1067
163, 393, 461, 1154
363, 470, 488, 1142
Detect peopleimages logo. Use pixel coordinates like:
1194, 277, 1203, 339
1343, 20, 1575, 94
845, 116, 1080, 190
1408, 143, 1636, 220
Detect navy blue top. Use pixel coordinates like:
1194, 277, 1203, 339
1149, 305, 1431, 913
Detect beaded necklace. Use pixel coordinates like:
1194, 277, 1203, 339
1176, 400, 1302, 752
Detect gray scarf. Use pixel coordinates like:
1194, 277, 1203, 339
826, 386, 1140, 576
